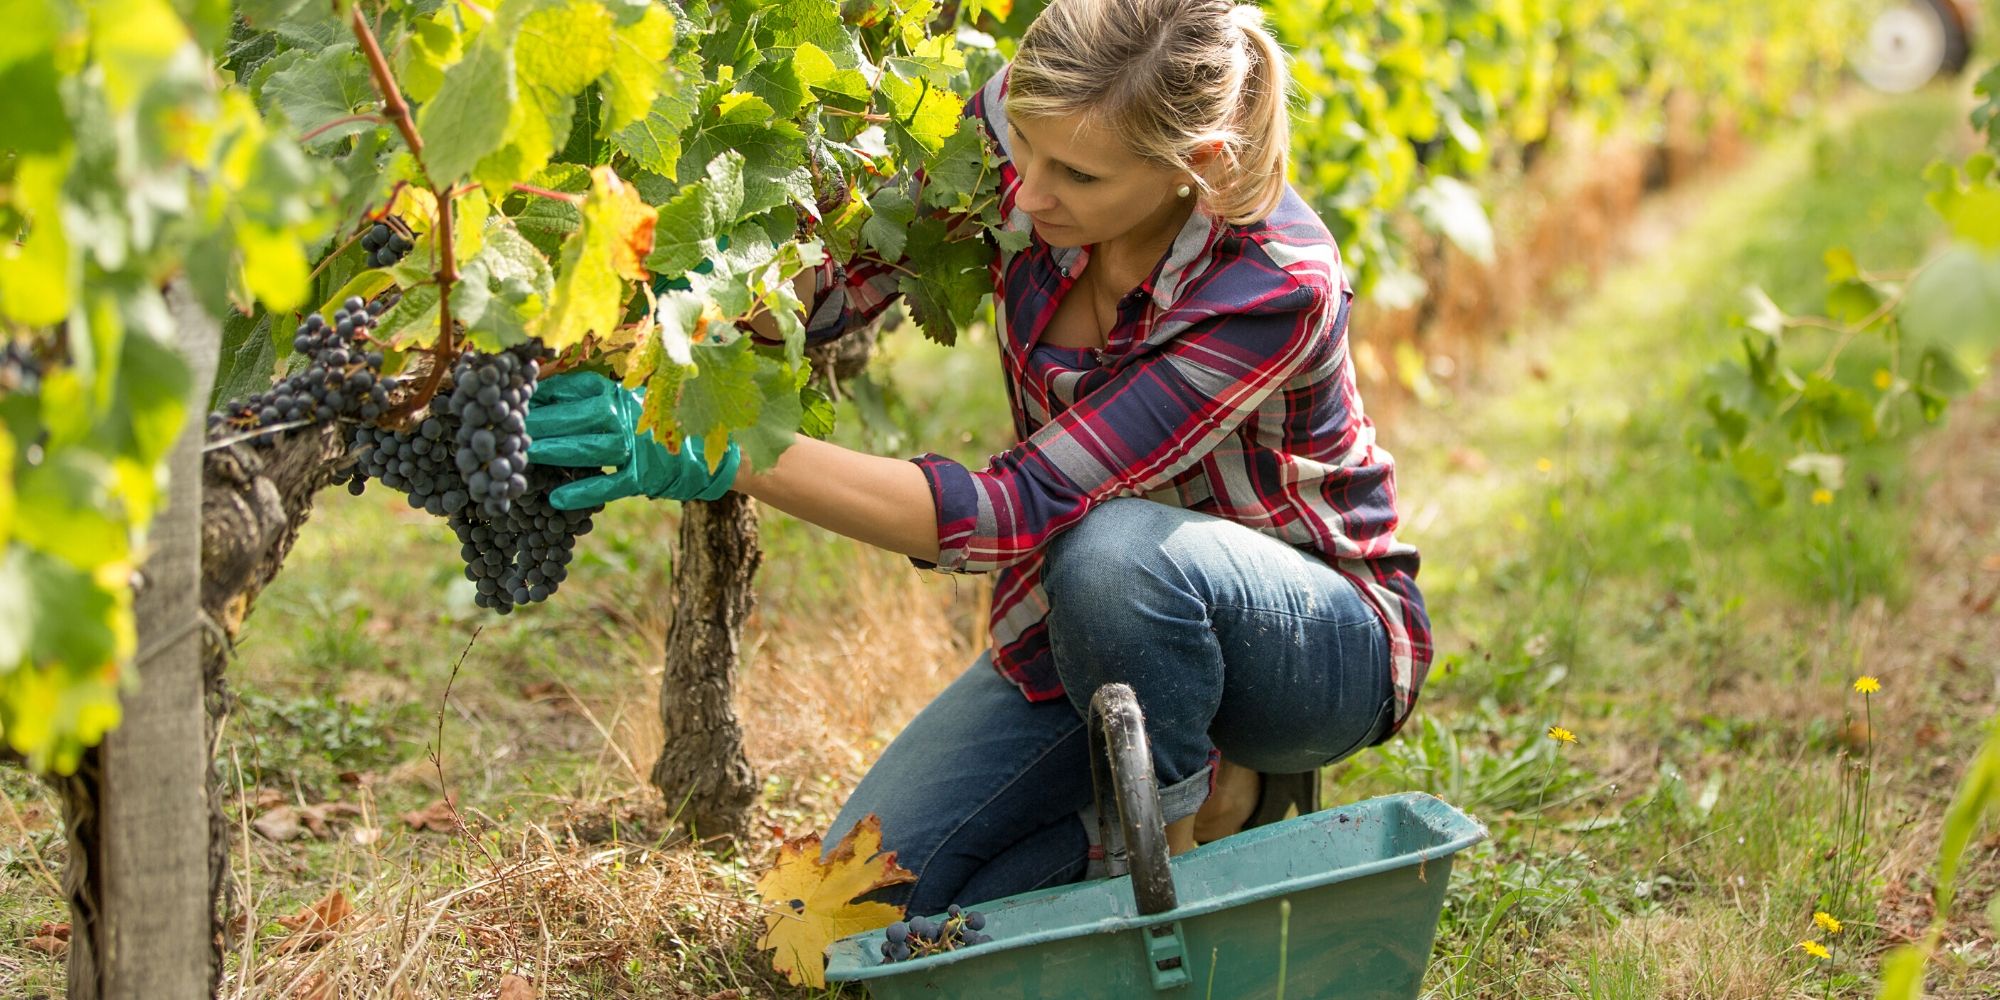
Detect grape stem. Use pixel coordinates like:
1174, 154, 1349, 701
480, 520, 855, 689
510, 182, 584, 205
297, 112, 388, 145
348, 4, 422, 157
821, 108, 893, 124
349, 1, 460, 422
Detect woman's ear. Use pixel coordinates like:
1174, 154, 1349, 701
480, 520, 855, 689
1187, 140, 1230, 189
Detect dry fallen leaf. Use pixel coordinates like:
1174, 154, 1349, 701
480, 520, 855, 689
254, 806, 307, 843
275, 889, 354, 953
401, 797, 460, 833
299, 801, 364, 838
26, 934, 67, 956
35, 921, 69, 941
291, 971, 333, 1000
754, 814, 916, 988
497, 973, 537, 1000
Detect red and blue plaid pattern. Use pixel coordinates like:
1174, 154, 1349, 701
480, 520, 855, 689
799, 65, 1432, 738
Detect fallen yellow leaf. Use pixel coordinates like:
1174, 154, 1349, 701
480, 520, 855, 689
755, 814, 916, 987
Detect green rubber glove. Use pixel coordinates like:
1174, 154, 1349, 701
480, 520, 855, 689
524, 371, 739, 510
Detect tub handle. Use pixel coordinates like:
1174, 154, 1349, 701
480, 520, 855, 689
1086, 683, 1179, 916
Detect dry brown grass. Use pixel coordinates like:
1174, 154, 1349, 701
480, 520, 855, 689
203, 533, 983, 1000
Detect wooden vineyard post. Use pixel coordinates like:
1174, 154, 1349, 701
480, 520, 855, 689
61, 281, 223, 998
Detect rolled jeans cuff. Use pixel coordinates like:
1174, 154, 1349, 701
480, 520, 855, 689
1078, 753, 1215, 882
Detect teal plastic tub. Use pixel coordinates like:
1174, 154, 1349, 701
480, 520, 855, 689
825, 791, 1487, 999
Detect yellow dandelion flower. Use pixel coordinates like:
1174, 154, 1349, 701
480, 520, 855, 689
1814, 912, 1843, 934
1799, 939, 1830, 960
1853, 676, 1880, 694
1873, 368, 1894, 391
1811, 488, 1834, 506
1536, 457, 1554, 473
1547, 725, 1578, 745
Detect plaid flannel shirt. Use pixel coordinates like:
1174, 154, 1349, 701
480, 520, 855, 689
795, 65, 1432, 738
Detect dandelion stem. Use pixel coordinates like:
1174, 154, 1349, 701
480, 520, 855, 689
1275, 899, 1292, 1000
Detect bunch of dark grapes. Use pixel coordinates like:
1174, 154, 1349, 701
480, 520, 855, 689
343, 342, 599, 614
448, 466, 597, 614
445, 346, 540, 517
347, 417, 461, 509
209, 296, 394, 439
879, 905, 992, 964
359, 220, 414, 269
0, 340, 43, 397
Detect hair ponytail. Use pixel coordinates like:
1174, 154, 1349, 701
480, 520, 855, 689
1209, 5, 1292, 225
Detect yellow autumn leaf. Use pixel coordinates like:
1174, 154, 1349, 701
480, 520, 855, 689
535, 166, 658, 352
755, 814, 916, 988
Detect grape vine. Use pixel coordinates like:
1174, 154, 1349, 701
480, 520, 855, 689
1, 0, 1888, 774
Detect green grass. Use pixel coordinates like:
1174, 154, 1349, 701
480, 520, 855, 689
1321, 86, 1989, 997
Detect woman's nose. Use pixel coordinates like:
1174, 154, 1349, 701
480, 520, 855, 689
1015, 169, 1057, 214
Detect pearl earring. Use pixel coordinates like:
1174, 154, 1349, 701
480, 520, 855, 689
1176, 183, 1192, 198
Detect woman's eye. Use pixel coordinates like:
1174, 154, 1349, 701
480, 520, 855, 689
1067, 168, 1096, 183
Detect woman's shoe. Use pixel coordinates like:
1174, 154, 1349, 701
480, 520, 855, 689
1243, 769, 1321, 831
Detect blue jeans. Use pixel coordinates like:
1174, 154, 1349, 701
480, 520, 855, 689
823, 498, 1395, 915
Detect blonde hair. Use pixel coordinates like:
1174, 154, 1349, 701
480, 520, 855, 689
1006, 0, 1293, 226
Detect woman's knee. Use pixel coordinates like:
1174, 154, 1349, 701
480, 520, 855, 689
1044, 499, 1198, 613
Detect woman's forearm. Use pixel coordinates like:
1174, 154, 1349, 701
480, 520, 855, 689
732, 434, 942, 564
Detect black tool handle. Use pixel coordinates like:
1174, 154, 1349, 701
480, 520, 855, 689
1087, 683, 1178, 916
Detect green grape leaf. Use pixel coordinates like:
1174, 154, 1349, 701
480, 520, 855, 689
15, 450, 132, 569
0, 546, 128, 774
739, 358, 804, 473
611, 47, 704, 177
398, 8, 465, 105
880, 69, 964, 162
1825, 279, 1881, 327
375, 282, 444, 349
1900, 246, 2000, 353
896, 216, 988, 345
632, 291, 707, 437
794, 41, 868, 99
799, 382, 835, 439
918, 118, 989, 211
676, 335, 763, 461
537, 166, 658, 351
645, 151, 742, 277
453, 220, 554, 352
0, 155, 74, 327
0, 10, 69, 158
765, 0, 848, 51
679, 93, 807, 217
210, 310, 276, 413
510, 162, 592, 258
474, 0, 616, 189
237, 223, 313, 314
259, 43, 376, 149
234, 0, 335, 37
600, 2, 677, 132
861, 186, 916, 260
1925, 157, 2000, 250
417, 34, 516, 183
314, 268, 397, 329
742, 49, 813, 118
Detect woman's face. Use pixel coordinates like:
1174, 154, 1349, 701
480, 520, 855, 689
1005, 112, 1194, 252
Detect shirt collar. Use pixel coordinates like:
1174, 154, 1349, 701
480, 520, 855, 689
1049, 203, 1222, 312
